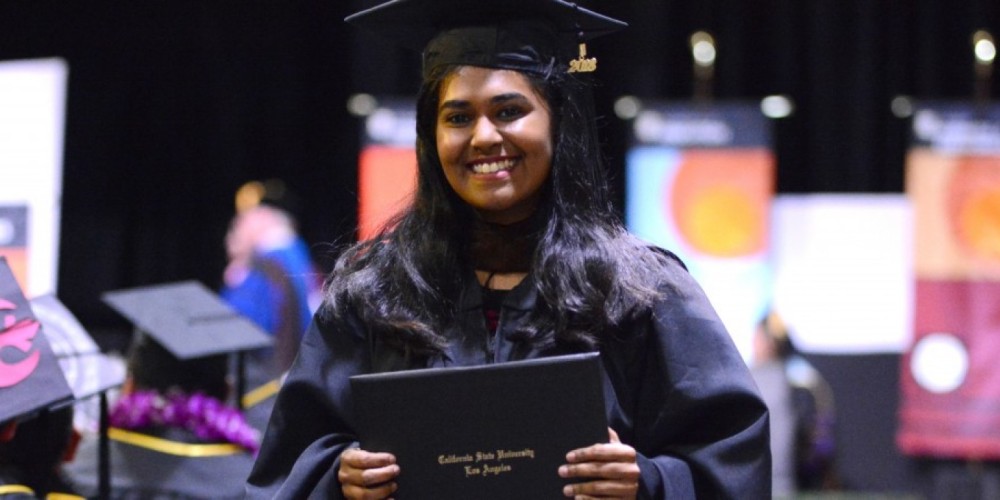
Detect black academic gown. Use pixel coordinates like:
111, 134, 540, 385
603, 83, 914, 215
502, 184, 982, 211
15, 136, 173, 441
64, 426, 255, 500
246, 259, 771, 499
241, 370, 282, 436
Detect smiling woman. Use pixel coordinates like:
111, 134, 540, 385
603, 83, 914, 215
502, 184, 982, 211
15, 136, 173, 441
245, 1, 771, 498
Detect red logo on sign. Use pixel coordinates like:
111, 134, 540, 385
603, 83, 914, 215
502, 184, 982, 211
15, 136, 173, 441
0, 298, 41, 388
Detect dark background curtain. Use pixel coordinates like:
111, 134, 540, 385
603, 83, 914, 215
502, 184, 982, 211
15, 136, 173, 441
2, 0, 998, 493
2, 0, 996, 328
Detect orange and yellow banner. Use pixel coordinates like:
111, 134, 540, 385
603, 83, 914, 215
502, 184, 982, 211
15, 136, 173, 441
625, 102, 775, 358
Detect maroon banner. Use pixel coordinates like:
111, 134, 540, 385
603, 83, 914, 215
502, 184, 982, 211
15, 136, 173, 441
898, 102, 1000, 459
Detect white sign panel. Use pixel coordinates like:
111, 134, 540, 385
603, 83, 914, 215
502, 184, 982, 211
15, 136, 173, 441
0, 58, 68, 297
771, 194, 913, 354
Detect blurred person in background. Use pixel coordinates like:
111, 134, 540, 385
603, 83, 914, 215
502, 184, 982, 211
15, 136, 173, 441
63, 332, 258, 499
0, 407, 82, 499
751, 310, 839, 497
221, 179, 322, 392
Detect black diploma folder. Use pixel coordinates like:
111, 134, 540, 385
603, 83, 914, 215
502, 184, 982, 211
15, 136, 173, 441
350, 352, 608, 499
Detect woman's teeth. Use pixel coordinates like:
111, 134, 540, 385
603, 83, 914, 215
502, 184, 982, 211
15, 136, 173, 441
471, 159, 515, 174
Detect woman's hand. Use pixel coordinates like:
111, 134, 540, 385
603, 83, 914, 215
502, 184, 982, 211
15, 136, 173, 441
558, 428, 640, 499
338, 448, 400, 500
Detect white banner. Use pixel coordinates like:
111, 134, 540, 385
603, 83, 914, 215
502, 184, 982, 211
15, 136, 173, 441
0, 58, 68, 297
771, 194, 913, 354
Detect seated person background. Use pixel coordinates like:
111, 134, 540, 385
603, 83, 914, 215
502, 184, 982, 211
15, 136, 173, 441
0, 407, 81, 499
63, 333, 258, 500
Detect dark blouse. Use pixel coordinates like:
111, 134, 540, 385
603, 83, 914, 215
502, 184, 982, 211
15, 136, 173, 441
480, 286, 507, 335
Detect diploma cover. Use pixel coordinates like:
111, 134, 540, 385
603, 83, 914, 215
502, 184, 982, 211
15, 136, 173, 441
350, 352, 608, 499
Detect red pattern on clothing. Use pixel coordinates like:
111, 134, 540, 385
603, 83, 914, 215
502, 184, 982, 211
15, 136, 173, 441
484, 307, 500, 334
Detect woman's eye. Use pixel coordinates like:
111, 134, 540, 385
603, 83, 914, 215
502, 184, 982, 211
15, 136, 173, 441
497, 106, 525, 120
442, 113, 471, 125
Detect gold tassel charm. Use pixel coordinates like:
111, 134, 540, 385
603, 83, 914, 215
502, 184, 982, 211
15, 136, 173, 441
568, 42, 597, 73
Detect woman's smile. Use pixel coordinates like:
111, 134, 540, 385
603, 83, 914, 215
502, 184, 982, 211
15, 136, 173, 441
467, 156, 518, 175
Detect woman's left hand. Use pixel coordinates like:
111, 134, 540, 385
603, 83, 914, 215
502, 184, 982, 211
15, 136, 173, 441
558, 428, 640, 499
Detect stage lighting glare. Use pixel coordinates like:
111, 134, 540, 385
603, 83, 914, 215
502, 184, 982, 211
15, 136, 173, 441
760, 95, 793, 119
633, 110, 665, 144
974, 39, 996, 63
614, 96, 642, 120
973, 30, 995, 64
891, 96, 914, 118
347, 93, 378, 117
690, 31, 716, 67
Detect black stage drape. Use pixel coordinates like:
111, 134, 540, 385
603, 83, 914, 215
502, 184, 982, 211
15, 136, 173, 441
1, 0, 361, 331
1, 0, 996, 328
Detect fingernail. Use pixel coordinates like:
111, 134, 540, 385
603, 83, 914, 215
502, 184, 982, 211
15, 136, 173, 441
558, 465, 568, 477
562, 485, 573, 497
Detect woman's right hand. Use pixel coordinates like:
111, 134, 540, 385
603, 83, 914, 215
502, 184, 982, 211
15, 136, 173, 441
338, 448, 400, 499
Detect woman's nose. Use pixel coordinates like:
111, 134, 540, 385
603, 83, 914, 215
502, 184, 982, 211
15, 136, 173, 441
470, 117, 502, 151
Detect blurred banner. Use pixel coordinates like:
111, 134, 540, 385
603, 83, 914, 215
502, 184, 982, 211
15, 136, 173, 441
0, 58, 68, 297
625, 102, 774, 358
770, 194, 912, 354
898, 102, 1000, 459
356, 98, 417, 241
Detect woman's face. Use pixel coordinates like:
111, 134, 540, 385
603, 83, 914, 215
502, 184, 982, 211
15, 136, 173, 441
436, 66, 553, 225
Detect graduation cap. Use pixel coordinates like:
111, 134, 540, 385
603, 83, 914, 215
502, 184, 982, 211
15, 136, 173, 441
101, 281, 272, 409
345, 0, 627, 78
0, 257, 74, 425
32, 294, 126, 402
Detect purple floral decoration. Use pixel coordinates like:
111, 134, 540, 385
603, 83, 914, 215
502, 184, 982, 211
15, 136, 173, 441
109, 390, 260, 453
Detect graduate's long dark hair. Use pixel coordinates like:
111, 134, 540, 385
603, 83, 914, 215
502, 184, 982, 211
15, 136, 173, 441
324, 65, 673, 356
